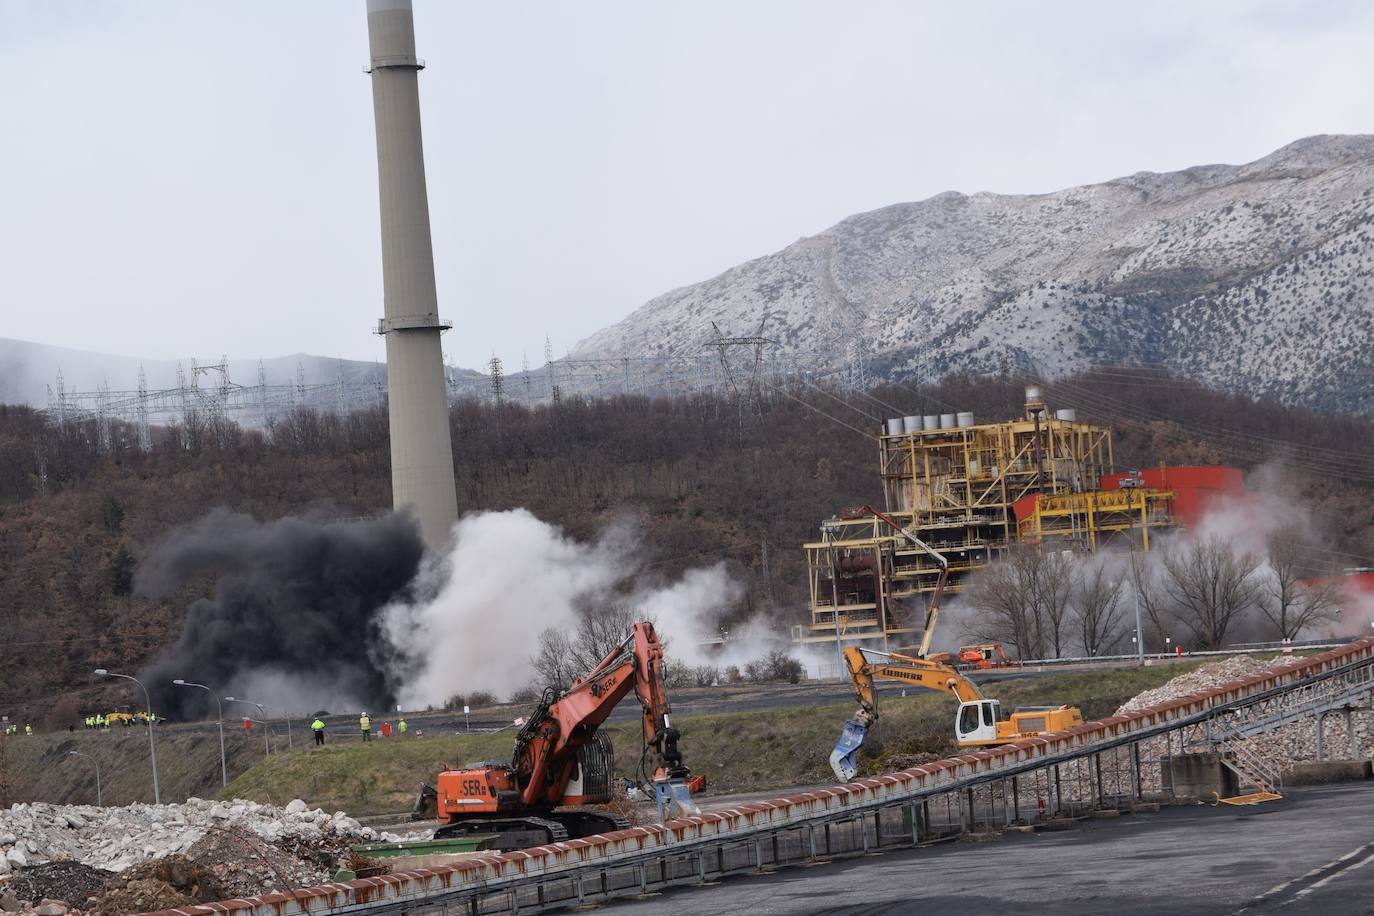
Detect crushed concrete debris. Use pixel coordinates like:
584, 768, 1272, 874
0, 797, 404, 874
1115, 654, 1374, 792
1115, 655, 1301, 716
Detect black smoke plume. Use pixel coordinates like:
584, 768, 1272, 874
135, 507, 424, 718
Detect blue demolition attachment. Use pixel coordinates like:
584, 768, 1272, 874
829, 718, 869, 782
653, 777, 701, 820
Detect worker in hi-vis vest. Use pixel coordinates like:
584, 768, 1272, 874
311, 717, 326, 746
359, 712, 371, 742
397, 718, 407, 736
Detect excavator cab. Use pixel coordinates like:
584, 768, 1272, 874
956, 699, 1001, 744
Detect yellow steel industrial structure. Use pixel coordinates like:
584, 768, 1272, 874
798, 388, 1176, 650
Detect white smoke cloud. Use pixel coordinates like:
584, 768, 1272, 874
381, 510, 751, 706
945, 464, 1365, 654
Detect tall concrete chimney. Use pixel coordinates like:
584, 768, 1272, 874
366, 0, 458, 551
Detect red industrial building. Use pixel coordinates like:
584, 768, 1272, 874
1100, 466, 1246, 527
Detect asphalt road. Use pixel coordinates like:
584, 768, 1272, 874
147, 657, 1175, 742
603, 782, 1374, 916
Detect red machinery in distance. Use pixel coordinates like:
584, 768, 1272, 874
928, 643, 1016, 670
417, 621, 703, 850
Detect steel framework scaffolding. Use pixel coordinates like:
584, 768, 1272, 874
799, 387, 1175, 649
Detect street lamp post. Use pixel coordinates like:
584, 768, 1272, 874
226, 698, 291, 754
258, 703, 292, 749
173, 679, 226, 787
94, 669, 159, 804
225, 698, 269, 756
67, 751, 102, 806
1132, 586, 1144, 666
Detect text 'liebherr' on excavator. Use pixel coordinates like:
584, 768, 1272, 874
829, 646, 1084, 782
414, 621, 703, 850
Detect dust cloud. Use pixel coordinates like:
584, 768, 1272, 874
380, 510, 748, 706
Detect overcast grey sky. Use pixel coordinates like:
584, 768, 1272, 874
2, 1, 1371, 370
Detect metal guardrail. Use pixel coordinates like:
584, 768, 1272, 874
806, 642, 1345, 680
144, 637, 1374, 915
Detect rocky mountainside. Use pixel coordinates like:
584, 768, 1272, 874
572, 135, 1374, 415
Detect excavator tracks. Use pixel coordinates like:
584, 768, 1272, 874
435, 810, 628, 851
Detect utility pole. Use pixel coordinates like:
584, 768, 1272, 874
823, 521, 844, 678
1133, 587, 1144, 666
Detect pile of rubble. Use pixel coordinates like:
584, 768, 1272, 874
0, 797, 402, 875
1114, 654, 1374, 792
3, 863, 111, 911
1115, 655, 1300, 716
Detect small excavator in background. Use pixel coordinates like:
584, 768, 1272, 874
928, 643, 1015, 670
829, 646, 1083, 781
414, 621, 703, 850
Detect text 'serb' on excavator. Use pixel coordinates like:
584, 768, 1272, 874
414, 621, 703, 850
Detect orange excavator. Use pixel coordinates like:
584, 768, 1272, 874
928, 643, 1015, 670
415, 621, 703, 850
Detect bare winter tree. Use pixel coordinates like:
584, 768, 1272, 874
1037, 549, 1075, 658
530, 627, 578, 689
965, 546, 1076, 659
1128, 550, 1171, 642
531, 600, 652, 688
1073, 562, 1126, 655
1159, 535, 1261, 649
1258, 531, 1342, 639
965, 550, 1039, 658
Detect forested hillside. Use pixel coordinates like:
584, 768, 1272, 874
1, 368, 1370, 726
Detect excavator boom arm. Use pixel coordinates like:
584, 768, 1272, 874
842, 647, 985, 714
513, 622, 697, 814
830, 646, 986, 782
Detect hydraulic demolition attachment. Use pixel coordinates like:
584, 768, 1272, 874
418, 621, 703, 850
829, 646, 1083, 781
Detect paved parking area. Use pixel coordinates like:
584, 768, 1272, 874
606, 782, 1374, 915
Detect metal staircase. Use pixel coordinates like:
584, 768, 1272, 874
1213, 725, 1284, 805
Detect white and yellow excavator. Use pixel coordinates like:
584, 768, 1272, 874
828, 505, 1083, 781
829, 646, 1084, 781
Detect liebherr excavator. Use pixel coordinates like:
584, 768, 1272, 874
829, 646, 1083, 781
414, 621, 703, 850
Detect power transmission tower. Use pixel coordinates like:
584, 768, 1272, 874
545, 337, 561, 405
707, 318, 776, 409
136, 367, 152, 450
488, 353, 505, 405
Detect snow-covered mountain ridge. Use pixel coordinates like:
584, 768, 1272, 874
572, 135, 1374, 415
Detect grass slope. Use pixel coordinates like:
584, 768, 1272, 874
220, 662, 1209, 815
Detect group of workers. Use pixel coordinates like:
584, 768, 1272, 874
12, 713, 420, 743
81, 713, 157, 728
306, 713, 409, 746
